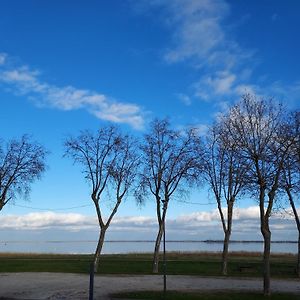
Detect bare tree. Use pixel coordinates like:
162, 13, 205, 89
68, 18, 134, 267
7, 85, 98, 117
64, 126, 139, 272
281, 111, 300, 277
202, 122, 248, 275
0, 135, 47, 211
223, 94, 292, 295
137, 119, 201, 273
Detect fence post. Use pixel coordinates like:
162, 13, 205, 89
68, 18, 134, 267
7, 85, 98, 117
89, 262, 94, 300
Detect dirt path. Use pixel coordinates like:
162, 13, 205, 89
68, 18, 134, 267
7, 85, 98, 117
0, 273, 299, 299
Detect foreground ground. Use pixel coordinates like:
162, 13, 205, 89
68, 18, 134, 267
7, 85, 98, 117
0, 253, 298, 299
0, 273, 299, 300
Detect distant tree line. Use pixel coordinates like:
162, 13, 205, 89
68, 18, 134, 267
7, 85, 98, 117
1, 93, 300, 296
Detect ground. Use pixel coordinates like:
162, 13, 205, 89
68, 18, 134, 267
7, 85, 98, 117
0, 273, 299, 300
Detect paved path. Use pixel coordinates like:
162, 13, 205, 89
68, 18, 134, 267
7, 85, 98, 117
0, 273, 299, 299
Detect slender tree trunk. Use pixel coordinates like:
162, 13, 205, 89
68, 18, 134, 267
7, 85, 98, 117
261, 223, 271, 296
93, 227, 106, 272
222, 201, 233, 276
297, 234, 300, 278
286, 188, 300, 277
258, 185, 272, 296
0, 200, 4, 211
222, 230, 230, 275
152, 221, 164, 273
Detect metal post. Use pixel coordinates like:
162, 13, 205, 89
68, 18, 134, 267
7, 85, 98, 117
163, 218, 167, 298
89, 262, 94, 300
162, 199, 167, 299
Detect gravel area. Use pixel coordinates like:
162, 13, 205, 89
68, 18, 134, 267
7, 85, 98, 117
0, 273, 299, 299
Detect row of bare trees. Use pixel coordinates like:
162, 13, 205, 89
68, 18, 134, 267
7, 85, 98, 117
202, 94, 300, 296
1, 94, 300, 296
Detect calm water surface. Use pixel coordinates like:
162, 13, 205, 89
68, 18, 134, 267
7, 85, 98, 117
0, 240, 297, 254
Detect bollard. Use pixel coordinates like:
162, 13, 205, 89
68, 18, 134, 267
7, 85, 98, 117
89, 262, 94, 300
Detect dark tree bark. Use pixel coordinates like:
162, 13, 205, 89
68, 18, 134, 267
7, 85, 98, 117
221, 200, 234, 275
285, 187, 300, 277
282, 111, 300, 278
94, 227, 107, 270
153, 220, 164, 273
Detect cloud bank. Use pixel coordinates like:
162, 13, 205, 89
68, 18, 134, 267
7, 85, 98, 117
0, 53, 144, 129
0, 207, 297, 241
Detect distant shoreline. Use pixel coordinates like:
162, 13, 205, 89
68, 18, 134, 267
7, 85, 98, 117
0, 240, 297, 244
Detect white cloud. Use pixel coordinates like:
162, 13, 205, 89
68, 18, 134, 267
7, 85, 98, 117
176, 206, 260, 225
196, 71, 236, 99
92, 101, 144, 129
0, 53, 6, 65
1, 68, 40, 83
193, 123, 209, 136
210, 71, 236, 94
150, 0, 255, 75
268, 80, 300, 105
0, 212, 97, 231
177, 93, 192, 106
233, 80, 300, 108
113, 216, 156, 227
271, 13, 279, 21
137, 0, 247, 72
234, 83, 258, 96
161, 0, 231, 66
0, 54, 145, 129
233, 206, 260, 220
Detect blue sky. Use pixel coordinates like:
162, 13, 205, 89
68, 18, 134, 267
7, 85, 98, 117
0, 0, 300, 245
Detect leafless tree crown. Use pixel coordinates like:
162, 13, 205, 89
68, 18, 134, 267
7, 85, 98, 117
137, 119, 201, 205
0, 135, 47, 210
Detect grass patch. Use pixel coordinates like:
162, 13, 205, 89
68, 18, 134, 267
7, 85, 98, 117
0, 252, 297, 278
0, 253, 93, 273
111, 291, 300, 300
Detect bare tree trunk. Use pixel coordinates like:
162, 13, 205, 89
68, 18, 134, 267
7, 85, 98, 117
222, 230, 230, 275
297, 234, 300, 278
258, 185, 272, 296
262, 224, 271, 296
93, 228, 106, 272
222, 201, 233, 276
286, 188, 300, 277
0, 199, 5, 211
152, 221, 164, 273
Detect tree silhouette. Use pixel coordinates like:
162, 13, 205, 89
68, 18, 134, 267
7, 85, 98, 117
0, 135, 47, 211
137, 119, 201, 273
64, 126, 139, 272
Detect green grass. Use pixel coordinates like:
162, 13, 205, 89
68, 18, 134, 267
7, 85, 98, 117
0, 252, 297, 278
111, 291, 300, 300
0, 253, 92, 273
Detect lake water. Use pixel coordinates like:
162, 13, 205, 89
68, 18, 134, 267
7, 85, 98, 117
0, 240, 297, 254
